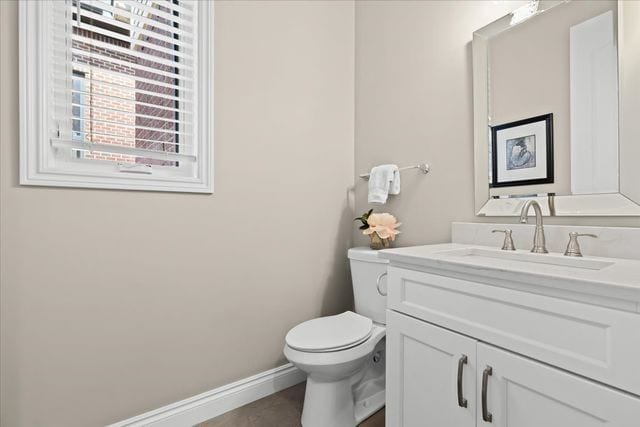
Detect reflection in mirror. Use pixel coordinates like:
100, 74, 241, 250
570, 9, 618, 195
473, 0, 640, 216
619, 0, 640, 210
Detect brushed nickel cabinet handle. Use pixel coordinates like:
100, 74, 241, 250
482, 366, 493, 423
457, 355, 468, 408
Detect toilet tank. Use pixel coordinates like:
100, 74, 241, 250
348, 247, 389, 325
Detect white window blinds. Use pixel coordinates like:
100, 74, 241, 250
20, 0, 212, 192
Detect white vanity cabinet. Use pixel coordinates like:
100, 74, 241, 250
387, 310, 640, 427
382, 246, 640, 427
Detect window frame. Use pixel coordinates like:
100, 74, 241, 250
19, 0, 213, 193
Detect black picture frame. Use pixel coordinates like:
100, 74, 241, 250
490, 113, 554, 188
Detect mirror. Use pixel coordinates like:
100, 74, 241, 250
473, 0, 640, 216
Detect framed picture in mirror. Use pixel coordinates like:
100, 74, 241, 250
490, 113, 554, 188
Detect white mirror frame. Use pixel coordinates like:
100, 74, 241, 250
473, 0, 640, 217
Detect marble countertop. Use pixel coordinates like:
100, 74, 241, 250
379, 243, 640, 312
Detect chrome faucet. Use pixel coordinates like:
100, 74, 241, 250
519, 200, 548, 253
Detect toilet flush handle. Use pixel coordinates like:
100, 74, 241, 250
376, 271, 388, 296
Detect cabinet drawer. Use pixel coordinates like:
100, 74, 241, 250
387, 266, 640, 395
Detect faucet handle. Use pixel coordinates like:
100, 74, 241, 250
564, 232, 597, 257
492, 229, 516, 251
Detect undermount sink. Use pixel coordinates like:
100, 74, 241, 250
436, 247, 615, 271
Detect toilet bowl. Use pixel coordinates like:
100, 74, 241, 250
283, 248, 388, 427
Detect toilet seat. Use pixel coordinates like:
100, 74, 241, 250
285, 311, 373, 353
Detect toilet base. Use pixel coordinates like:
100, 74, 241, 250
355, 388, 385, 424
301, 377, 356, 427
300, 338, 386, 427
353, 339, 386, 423
300, 376, 385, 427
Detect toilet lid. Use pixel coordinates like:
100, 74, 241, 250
285, 311, 373, 353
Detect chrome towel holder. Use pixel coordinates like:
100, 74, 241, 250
359, 163, 430, 180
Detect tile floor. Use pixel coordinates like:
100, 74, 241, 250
198, 381, 385, 427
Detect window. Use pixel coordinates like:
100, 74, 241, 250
19, 0, 212, 193
71, 70, 86, 142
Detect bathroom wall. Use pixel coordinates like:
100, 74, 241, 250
0, 1, 355, 426
353, 0, 639, 248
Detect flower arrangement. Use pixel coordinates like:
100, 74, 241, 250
355, 209, 401, 250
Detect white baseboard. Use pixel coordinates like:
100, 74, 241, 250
107, 363, 306, 427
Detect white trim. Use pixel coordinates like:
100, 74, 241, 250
107, 364, 306, 427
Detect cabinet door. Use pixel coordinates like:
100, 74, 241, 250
386, 310, 476, 427
477, 343, 640, 427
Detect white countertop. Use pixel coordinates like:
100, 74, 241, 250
379, 243, 640, 312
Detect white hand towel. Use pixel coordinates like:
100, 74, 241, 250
368, 164, 401, 204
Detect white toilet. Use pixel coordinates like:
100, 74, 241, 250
284, 247, 388, 427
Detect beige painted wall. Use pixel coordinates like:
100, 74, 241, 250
354, 0, 639, 249
0, 1, 355, 426
354, 1, 523, 247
